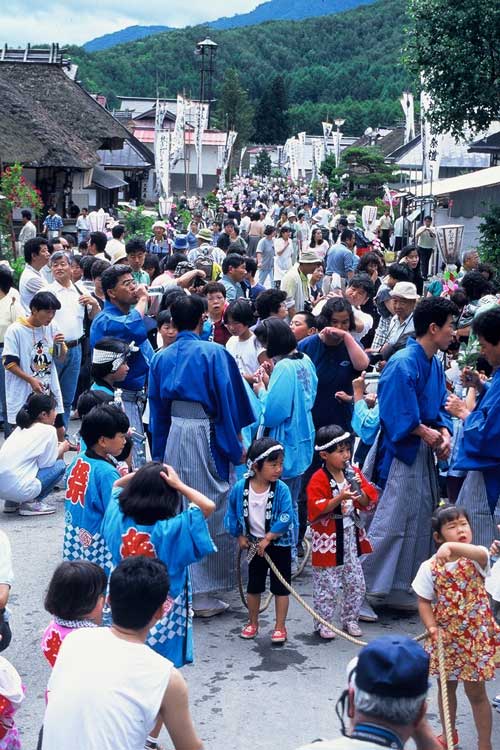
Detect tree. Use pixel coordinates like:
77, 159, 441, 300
215, 67, 254, 151
478, 205, 500, 270
253, 75, 290, 144
406, 0, 500, 137
252, 149, 272, 178
320, 147, 397, 212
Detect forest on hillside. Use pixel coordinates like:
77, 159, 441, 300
69, 0, 413, 139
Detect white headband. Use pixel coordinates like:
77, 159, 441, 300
92, 341, 137, 372
315, 431, 351, 451
245, 443, 284, 477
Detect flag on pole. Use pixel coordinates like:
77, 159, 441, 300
194, 101, 209, 189
297, 132, 306, 179
400, 92, 415, 144
322, 122, 333, 155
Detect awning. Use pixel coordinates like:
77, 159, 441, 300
91, 166, 127, 190
415, 165, 500, 197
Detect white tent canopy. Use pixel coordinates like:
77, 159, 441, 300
418, 165, 500, 197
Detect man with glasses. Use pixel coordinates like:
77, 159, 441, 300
90, 265, 153, 467
48, 252, 100, 428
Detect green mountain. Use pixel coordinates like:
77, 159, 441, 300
71, 0, 412, 139
84, 0, 377, 51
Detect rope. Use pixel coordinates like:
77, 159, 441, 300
437, 628, 455, 750
238, 542, 453, 745
237, 538, 311, 614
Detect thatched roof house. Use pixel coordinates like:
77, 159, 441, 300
0, 61, 130, 169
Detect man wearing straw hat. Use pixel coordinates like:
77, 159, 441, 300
281, 250, 323, 319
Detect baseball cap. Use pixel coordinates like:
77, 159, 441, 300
390, 281, 418, 300
355, 636, 430, 698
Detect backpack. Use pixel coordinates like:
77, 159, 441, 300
193, 247, 215, 281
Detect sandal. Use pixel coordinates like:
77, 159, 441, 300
344, 622, 363, 637
271, 627, 287, 643
318, 625, 336, 639
240, 623, 258, 639
436, 729, 459, 748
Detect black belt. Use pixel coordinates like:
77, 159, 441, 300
66, 337, 84, 349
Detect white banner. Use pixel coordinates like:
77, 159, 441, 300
297, 131, 306, 178
333, 130, 343, 167
239, 146, 247, 176
217, 145, 225, 188
400, 91, 415, 144
223, 130, 238, 173
362, 205, 378, 232
382, 184, 395, 220
322, 121, 333, 155
154, 99, 172, 198
311, 138, 323, 180
420, 88, 444, 183
289, 138, 299, 182
171, 95, 187, 169
193, 100, 209, 190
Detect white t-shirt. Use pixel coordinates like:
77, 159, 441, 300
49, 280, 85, 341
226, 333, 264, 376
248, 485, 271, 538
0, 531, 14, 587
273, 238, 293, 280
352, 309, 373, 343
2, 320, 63, 423
18, 265, 47, 312
412, 549, 490, 600
43, 628, 172, 750
0, 424, 59, 502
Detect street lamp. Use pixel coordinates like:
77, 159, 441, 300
334, 117, 345, 168
194, 38, 218, 129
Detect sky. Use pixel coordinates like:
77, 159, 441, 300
1, 0, 259, 47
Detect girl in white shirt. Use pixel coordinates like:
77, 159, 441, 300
0, 393, 69, 516
224, 300, 268, 383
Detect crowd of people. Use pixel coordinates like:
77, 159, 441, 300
0, 178, 499, 749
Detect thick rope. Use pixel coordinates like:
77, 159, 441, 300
238, 542, 452, 744
237, 538, 311, 614
437, 628, 455, 750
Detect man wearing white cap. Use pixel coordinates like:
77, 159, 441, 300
281, 250, 323, 319
146, 222, 170, 259
373, 281, 418, 361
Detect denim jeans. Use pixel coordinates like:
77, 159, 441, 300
36, 460, 66, 500
56, 344, 82, 428
258, 267, 274, 288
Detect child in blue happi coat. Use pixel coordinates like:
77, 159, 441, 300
225, 438, 294, 644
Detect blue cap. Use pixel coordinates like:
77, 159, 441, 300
355, 636, 429, 698
173, 235, 188, 250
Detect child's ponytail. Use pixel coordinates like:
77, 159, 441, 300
15, 393, 56, 429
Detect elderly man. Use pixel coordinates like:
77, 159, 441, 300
281, 250, 323, 318
297, 636, 439, 750
373, 281, 417, 361
49, 251, 100, 428
459, 248, 480, 276
146, 221, 170, 259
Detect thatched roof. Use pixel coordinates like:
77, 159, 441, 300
0, 62, 132, 169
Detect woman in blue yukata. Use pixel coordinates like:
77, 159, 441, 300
101, 461, 216, 668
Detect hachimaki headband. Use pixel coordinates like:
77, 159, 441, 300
244, 443, 284, 477
314, 431, 351, 451
92, 341, 138, 372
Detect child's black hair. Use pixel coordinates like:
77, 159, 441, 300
247, 437, 284, 471
16, 393, 56, 429
431, 503, 470, 537
119, 461, 179, 525
157, 309, 173, 328
44, 561, 107, 620
80, 404, 130, 449
76, 389, 112, 418
223, 298, 255, 327
315, 424, 351, 454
